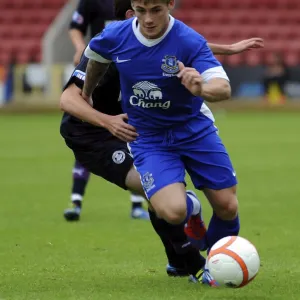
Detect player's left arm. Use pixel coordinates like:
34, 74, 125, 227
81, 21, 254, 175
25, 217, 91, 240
199, 78, 231, 102
208, 37, 264, 55
177, 62, 231, 102
178, 38, 232, 102
69, 0, 91, 65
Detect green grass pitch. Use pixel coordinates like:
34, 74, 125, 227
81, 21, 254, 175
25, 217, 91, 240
0, 111, 299, 300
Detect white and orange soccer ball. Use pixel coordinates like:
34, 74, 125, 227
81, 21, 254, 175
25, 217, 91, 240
207, 236, 260, 288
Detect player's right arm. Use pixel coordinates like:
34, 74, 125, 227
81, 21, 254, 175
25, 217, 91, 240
60, 54, 138, 142
82, 24, 115, 102
81, 59, 110, 102
69, 30, 86, 66
61, 83, 109, 128
69, 0, 90, 65
60, 84, 137, 142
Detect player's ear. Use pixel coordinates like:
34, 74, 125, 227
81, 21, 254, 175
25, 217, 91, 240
168, 0, 175, 10
125, 9, 135, 19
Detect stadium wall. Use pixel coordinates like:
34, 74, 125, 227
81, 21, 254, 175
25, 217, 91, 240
0, 0, 299, 111
43, 0, 80, 65
2, 63, 300, 112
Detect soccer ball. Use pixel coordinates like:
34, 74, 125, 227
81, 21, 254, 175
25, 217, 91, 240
207, 236, 260, 288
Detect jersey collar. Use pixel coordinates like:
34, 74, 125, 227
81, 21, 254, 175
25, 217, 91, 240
132, 15, 175, 47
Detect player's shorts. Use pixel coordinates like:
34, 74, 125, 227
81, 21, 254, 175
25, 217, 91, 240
129, 121, 237, 199
62, 133, 133, 190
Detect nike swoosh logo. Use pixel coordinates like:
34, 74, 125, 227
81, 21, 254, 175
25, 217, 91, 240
182, 242, 191, 248
116, 57, 131, 63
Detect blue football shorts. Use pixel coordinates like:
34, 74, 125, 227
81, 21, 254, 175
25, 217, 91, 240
129, 124, 237, 200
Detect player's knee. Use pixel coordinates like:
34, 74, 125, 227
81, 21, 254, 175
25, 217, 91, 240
157, 203, 187, 225
165, 211, 186, 225
150, 183, 187, 224
215, 195, 238, 220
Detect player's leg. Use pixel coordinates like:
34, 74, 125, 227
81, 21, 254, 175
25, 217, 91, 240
125, 164, 206, 276
130, 193, 149, 220
203, 186, 239, 251
182, 131, 239, 285
109, 147, 148, 219
64, 160, 90, 221
147, 183, 207, 276
188, 187, 238, 286
130, 148, 200, 225
183, 131, 239, 251
148, 209, 187, 276
189, 187, 238, 286
122, 164, 149, 219
71, 160, 90, 207
128, 147, 207, 274
148, 209, 205, 276
72, 139, 205, 275
149, 182, 201, 224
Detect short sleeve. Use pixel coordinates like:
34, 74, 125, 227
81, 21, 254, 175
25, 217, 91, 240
84, 26, 114, 63
191, 39, 229, 83
191, 41, 221, 74
63, 55, 89, 91
69, 0, 90, 36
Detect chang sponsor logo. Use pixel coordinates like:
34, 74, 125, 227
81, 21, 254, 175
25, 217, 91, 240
129, 81, 170, 110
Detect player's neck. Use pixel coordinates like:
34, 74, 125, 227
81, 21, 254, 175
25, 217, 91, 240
134, 15, 174, 45
153, 17, 169, 39
141, 15, 170, 39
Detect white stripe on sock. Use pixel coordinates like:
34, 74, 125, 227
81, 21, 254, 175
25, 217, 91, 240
130, 194, 145, 203
187, 191, 201, 215
71, 194, 83, 202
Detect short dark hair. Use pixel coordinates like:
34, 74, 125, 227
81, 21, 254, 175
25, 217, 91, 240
131, 0, 171, 4
114, 0, 132, 20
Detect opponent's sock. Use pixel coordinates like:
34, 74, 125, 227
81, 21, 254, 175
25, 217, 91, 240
71, 161, 90, 206
149, 209, 185, 269
168, 223, 206, 275
132, 202, 142, 209
130, 193, 144, 209
206, 212, 240, 251
149, 210, 205, 275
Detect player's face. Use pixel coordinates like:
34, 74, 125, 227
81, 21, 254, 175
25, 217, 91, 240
132, 0, 175, 39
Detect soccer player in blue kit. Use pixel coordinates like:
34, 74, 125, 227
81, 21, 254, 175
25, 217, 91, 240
82, 0, 255, 285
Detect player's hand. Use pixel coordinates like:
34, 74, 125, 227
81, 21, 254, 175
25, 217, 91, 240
229, 38, 264, 54
104, 114, 138, 142
177, 61, 203, 96
73, 49, 84, 66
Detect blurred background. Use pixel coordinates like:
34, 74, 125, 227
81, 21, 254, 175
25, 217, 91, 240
1, 1, 300, 299
0, 0, 300, 108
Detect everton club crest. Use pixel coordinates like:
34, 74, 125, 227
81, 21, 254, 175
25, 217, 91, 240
161, 55, 179, 76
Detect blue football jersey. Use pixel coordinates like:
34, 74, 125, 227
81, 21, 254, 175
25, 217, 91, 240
85, 16, 228, 132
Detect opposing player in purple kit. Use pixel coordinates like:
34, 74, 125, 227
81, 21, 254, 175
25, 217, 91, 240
65, 0, 149, 221
82, 0, 261, 285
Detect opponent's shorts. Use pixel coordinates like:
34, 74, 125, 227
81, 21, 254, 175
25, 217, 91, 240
63, 134, 133, 190
129, 123, 237, 199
